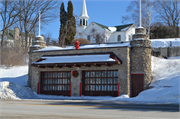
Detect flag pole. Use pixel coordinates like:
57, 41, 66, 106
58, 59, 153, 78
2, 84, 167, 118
39, 11, 41, 36
140, 0, 141, 27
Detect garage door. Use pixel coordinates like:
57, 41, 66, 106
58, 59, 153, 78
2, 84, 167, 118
82, 70, 118, 97
40, 71, 71, 96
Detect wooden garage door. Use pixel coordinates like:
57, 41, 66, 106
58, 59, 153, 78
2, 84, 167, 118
131, 74, 144, 97
40, 71, 71, 96
82, 71, 118, 97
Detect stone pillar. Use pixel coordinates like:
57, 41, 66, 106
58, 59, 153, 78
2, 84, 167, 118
29, 36, 46, 52
28, 36, 46, 87
14, 27, 19, 40
71, 70, 81, 97
130, 27, 152, 89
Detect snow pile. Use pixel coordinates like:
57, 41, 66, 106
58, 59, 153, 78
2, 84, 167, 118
0, 81, 37, 100
0, 66, 28, 86
151, 38, 180, 48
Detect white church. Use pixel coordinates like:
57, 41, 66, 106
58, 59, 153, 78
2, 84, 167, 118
75, 0, 136, 43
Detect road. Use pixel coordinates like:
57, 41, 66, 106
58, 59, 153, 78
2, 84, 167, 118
0, 100, 179, 119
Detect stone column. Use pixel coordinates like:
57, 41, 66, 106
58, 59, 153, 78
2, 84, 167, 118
14, 27, 19, 40
130, 27, 152, 89
29, 36, 46, 52
28, 36, 46, 87
71, 70, 82, 97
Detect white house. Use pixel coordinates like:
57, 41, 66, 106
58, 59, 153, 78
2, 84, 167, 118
75, 0, 136, 43
0, 27, 34, 47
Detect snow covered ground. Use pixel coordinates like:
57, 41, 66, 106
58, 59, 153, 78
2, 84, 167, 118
151, 38, 180, 48
0, 56, 179, 104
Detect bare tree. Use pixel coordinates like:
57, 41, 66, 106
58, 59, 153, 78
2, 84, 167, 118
122, 0, 158, 36
42, 32, 52, 46
155, 0, 180, 37
89, 28, 105, 43
17, 0, 60, 52
0, 0, 23, 47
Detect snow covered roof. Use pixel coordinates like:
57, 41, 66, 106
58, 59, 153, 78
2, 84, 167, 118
32, 52, 121, 68
114, 23, 134, 31
34, 42, 130, 52
93, 22, 134, 32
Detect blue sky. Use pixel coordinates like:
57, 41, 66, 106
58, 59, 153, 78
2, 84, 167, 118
41, 0, 131, 39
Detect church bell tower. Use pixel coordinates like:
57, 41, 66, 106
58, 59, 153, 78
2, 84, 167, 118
78, 0, 89, 29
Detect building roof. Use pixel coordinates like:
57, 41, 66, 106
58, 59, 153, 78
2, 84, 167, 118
32, 52, 122, 68
93, 22, 110, 31
93, 22, 134, 32
114, 23, 134, 31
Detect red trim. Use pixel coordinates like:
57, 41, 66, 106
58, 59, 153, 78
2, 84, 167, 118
79, 83, 81, 97
130, 73, 144, 97
37, 83, 39, 94
118, 83, 119, 96
70, 83, 72, 97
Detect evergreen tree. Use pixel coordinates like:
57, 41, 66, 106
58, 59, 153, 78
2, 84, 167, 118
59, 1, 76, 46
65, 0, 76, 44
59, 2, 67, 46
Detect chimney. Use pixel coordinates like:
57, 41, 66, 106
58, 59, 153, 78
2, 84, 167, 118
14, 27, 19, 40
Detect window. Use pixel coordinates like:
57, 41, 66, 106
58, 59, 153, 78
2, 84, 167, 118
83, 19, 85, 26
117, 35, 121, 42
129, 35, 131, 41
80, 19, 82, 26
87, 35, 90, 41
86, 20, 88, 26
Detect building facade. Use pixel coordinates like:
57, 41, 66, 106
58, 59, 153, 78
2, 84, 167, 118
28, 27, 152, 97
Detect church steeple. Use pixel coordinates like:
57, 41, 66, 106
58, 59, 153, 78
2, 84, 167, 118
79, 0, 89, 28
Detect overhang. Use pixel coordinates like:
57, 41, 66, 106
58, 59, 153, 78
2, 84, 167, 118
31, 52, 122, 68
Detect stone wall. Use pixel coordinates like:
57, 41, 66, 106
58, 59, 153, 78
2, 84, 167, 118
152, 46, 180, 57
28, 46, 131, 96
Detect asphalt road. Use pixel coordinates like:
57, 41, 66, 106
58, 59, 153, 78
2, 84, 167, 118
0, 100, 179, 119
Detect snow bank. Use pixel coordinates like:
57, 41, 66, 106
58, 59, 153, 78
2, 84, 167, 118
0, 81, 37, 100
0, 66, 28, 86
116, 56, 180, 104
151, 38, 180, 48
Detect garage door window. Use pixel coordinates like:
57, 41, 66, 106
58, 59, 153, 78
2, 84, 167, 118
82, 70, 118, 97
40, 72, 71, 96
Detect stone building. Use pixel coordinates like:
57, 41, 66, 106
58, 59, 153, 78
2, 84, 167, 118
28, 27, 152, 97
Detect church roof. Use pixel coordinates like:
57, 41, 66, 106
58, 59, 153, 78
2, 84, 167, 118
94, 22, 110, 31
93, 22, 134, 32
114, 23, 134, 31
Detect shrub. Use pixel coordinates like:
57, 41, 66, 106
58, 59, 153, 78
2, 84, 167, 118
71, 38, 90, 45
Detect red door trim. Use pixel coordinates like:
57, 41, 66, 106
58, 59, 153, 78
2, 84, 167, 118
130, 73, 144, 97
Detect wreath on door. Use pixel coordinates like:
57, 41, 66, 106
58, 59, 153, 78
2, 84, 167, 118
72, 70, 79, 77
